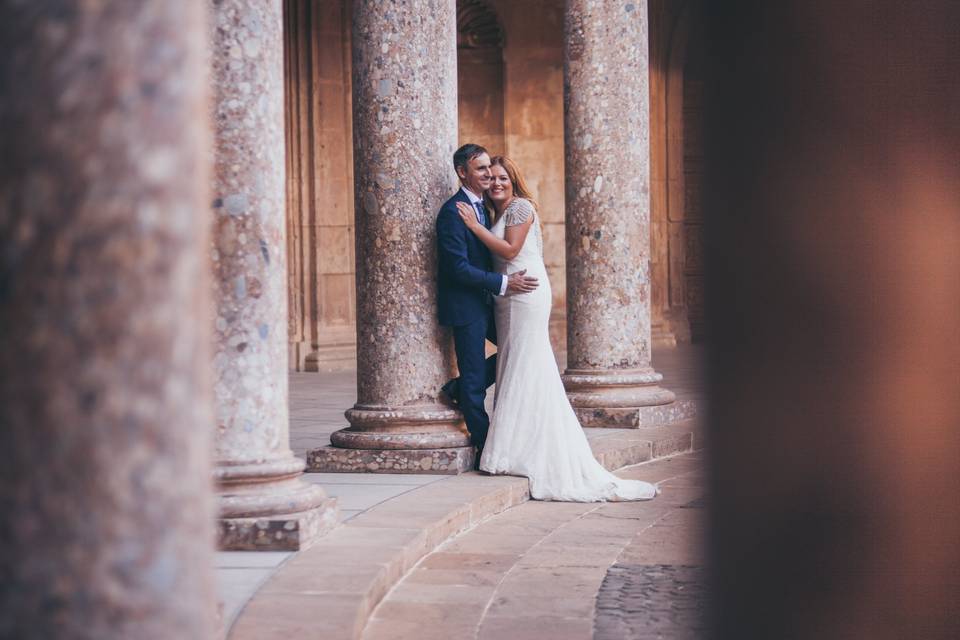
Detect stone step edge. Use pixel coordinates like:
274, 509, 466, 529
227, 421, 701, 640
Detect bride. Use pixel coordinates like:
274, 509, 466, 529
455, 156, 659, 502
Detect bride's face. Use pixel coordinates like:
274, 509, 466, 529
487, 165, 513, 204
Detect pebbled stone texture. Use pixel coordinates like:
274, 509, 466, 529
594, 564, 707, 640
210, 0, 334, 546
320, 0, 474, 470
575, 398, 698, 429
308, 446, 475, 474
217, 499, 339, 551
0, 2, 216, 637
562, 0, 675, 413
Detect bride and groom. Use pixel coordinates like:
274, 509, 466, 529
436, 143, 659, 502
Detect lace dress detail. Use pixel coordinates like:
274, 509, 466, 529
478, 199, 658, 502
502, 198, 542, 256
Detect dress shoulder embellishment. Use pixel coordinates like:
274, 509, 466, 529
504, 198, 535, 227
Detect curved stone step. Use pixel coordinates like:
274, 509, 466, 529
226, 421, 701, 639
363, 453, 706, 640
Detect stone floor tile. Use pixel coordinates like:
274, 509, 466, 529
229, 593, 364, 640
478, 615, 593, 640
487, 592, 596, 619
617, 458, 704, 484
420, 551, 520, 573
216, 568, 275, 629
365, 601, 485, 639
439, 532, 545, 555
320, 483, 418, 511
363, 614, 478, 640
617, 512, 706, 566
641, 486, 705, 509
499, 565, 606, 591
385, 581, 497, 606
302, 472, 448, 486
317, 524, 429, 550
403, 567, 502, 587
347, 503, 471, 533
258, 557, 391, 596
215, 551, 293, 569
515, 540, 626, 566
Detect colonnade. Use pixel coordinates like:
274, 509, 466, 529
316, 0, 680, 472
0, 0, 674, 634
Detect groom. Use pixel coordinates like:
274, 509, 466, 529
436, 143, 538, 455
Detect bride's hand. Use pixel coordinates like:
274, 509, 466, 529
456, 201, 481, 230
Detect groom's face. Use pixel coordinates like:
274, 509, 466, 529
458, 152, 492, 195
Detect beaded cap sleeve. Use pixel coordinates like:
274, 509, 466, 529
503, 198, 535, 227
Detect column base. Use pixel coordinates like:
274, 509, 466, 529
215, 457, 338, 550
574, 398, 698, 429
563, 366, 695, 428
217, 497, 339, 551
306, 445, 476, 474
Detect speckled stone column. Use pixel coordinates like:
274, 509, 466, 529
0, 2, 215, 637
308, 0, 474, 474
210, 0, 336, 549
562, 0, 692, 428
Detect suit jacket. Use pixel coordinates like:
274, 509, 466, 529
436, 189, 503, 326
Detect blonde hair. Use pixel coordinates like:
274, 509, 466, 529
484, 156, 542, 231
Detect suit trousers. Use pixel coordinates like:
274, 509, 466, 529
451, 310, 498, 449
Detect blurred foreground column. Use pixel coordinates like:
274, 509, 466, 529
0, 2, 216, 637
210, 0, 337, 549
561, 0, 694, 428
704, 2, 960, 639
309, 0, 474, 474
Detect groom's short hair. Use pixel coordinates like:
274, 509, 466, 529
453, 143, 488, 173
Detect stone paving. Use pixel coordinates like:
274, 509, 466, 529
362, 451, 705, 640
217, 345, 704, 637
594, 564, 706, 640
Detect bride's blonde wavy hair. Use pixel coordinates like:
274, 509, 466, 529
484, 156, 542, 232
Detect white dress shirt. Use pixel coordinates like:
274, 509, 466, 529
460, 187, 508, 296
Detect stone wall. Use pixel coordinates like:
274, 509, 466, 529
283, 0, 699, 371
488, 0, 568, 354
648, 0, 699, 345
284, 0, 356, 371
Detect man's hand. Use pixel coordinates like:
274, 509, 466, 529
506, 269, 539, 294
455, 201, 482, 231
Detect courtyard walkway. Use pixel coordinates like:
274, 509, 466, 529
217, 346, 705, 639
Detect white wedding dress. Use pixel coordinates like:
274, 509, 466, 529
478, 198, 659, 501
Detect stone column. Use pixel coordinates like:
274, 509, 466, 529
308, 0, 474, 474
210, 0, 336, 549
562, 0, 692, 428
0, 3, 215, 637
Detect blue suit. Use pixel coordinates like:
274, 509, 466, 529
436, 189, 502, 449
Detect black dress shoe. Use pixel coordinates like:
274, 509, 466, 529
440, 378, 459, 406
